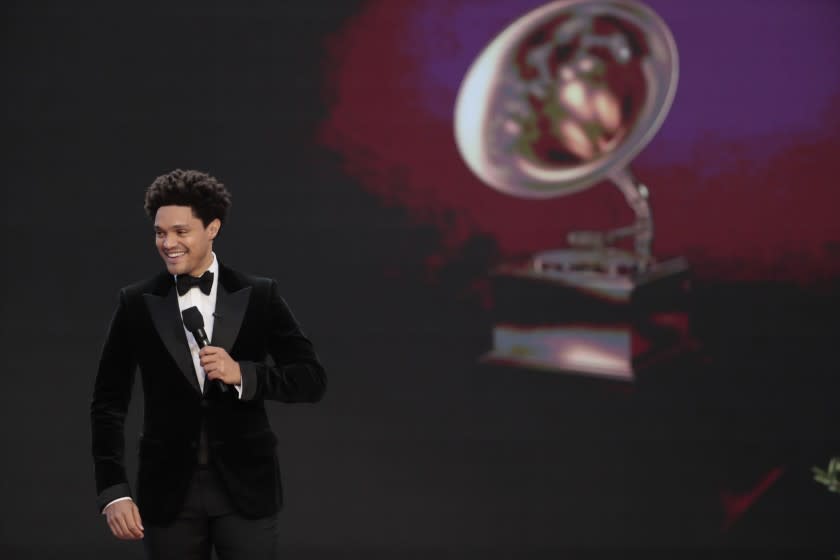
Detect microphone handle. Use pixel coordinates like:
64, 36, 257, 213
194, 328, 228, 394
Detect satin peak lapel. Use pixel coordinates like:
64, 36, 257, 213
211, 283, 251, 353
143, 289, 202, 394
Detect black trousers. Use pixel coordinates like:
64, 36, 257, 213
143, 465, 279, 560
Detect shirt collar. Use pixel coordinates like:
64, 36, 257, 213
208, 252, 219, 278
173, 252, 220, 290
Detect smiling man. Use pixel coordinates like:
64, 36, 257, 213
90, 169, 326, 559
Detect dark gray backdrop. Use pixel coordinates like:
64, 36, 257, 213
3, 1, 839, 558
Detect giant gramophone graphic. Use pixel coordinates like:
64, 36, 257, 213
455, 0, 691, 380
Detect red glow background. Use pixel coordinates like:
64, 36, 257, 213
318, 0, 840, 284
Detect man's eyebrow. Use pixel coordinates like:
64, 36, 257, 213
153, 224, 191, 230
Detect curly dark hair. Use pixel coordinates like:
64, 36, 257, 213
144, 169, 232, 227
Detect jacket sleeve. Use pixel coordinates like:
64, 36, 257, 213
90, 289, 137, 512
238, 279, 327, 403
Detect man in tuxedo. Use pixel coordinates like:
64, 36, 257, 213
90, 169, 326, 559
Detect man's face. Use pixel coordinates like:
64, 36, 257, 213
154, 205, 219, 277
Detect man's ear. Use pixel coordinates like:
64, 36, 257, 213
208, 218, 221, 240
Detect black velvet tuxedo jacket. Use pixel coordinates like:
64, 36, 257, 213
90, 264, 326, 525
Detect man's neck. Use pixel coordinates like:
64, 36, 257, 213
185, 252, 215, 278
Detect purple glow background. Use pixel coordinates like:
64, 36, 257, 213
406, 0, 840, 158
320, 0, 840, 282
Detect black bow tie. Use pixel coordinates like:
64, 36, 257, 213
175, 271, 214, 296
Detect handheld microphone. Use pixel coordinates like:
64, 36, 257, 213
182, 306, 228, 393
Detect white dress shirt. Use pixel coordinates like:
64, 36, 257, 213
102, 252, 242, 513
176, 253, 242, 397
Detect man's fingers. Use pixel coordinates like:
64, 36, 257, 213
200, 354, 220, 367
199, 347, 238, 385
114, 515, 131, 539
124, 506, 143, 538
131, 504, 144, 532
107, 514, 122, 538
120, 516, 136, 539
126, 515, 143, 538
120, 515, 143, 540
104, 501, 144, 540
107, 517, 119, 538
108, 510, 143, 540
202, 359, 227, 375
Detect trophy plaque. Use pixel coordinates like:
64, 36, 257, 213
454, 0, 691, 380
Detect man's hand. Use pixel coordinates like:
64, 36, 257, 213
200, 346, 242, 385
104, 500, 144, 540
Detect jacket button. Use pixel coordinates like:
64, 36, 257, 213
190, 441, 198, 449
200, 400, 209, 409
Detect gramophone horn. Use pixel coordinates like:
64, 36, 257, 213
455, 0, 678, 200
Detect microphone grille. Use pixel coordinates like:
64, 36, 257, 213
181, 306, 204, 331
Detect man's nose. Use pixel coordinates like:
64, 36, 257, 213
161, 234, 176, 248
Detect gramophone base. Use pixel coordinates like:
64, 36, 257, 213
481, 257, 693, 381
